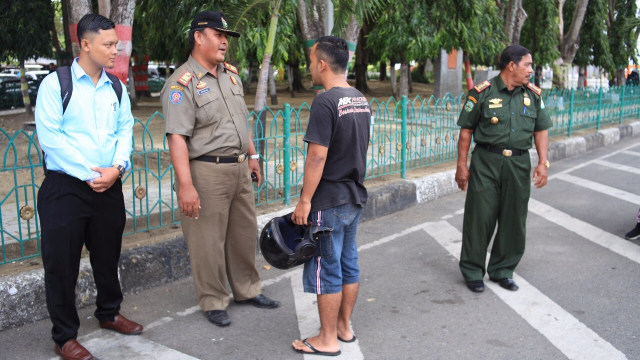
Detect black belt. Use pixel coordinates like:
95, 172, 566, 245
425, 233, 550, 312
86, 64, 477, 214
194, 154, 247, 163
477, 144, 527, 157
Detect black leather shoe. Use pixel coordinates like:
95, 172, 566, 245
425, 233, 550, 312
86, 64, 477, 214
466, 280, 485, 293
235, 294, 280, 309
491, 277, 519, 291
205, 310, 231, 327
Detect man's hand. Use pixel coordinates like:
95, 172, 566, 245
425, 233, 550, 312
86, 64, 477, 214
532, 163, 548, 188
292, 200, 311, 225
455, 164, 470, 191
248, 158, 262, 186
178, 183, 201, 219
87, 166, 120, 192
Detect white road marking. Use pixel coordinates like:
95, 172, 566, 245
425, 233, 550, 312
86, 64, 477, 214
593, 159, 640, 175
420, 221, 627, 360
50, 330, 199, 360
529, 199, 640, 264
550, 143, 640, 179
622, 150, 640, 157
145, 317, 173, 330
555, 173, 640, 204
175, 306, 199, 317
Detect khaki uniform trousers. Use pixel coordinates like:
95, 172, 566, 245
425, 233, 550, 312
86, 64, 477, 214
178, 160, 261, 311
459, 146, 532, 282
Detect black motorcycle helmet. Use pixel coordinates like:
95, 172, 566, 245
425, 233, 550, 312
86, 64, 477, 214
260, 213, 316, 269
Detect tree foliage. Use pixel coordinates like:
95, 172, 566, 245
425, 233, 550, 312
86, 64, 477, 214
521, 0, 561, 67
0, 0, 55, 63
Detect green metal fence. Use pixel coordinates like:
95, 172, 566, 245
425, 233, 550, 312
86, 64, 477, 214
1, 85, 639, 265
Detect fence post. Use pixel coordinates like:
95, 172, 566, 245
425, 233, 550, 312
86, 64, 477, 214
401, 95, 408, 179
597, 87, 603, 130
619, 85, 625, 124
283, 103, 291, 205
568, 89, 575, 137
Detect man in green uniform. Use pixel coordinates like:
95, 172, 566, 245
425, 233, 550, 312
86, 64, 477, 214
162, 10, 279, 327
455, 44, 552, 293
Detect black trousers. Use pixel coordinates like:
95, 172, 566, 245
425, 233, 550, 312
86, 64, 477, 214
37, 172, 126, 346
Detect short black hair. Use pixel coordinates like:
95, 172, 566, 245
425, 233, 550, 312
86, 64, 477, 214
315, 36, 349, 73
77, 13, 115, 44
188, 28, 203, 52
498, 44, 531, 70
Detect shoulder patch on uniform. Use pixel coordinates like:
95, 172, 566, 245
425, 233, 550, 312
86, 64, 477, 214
526, 82, 542, 96
224, 62, 238, 75
467, 95, 477, 104
177, 71, 193, 86
473, 80, 491, 93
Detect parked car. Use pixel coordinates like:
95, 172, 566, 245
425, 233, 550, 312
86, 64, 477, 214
148, 76, 166, 93
0, 73, 18, 84
0, 78, 38, 109
25, 70, 50, 84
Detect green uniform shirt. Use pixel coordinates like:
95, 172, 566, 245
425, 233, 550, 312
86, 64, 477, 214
457, 75, 552, 149
161, 56, 250, 159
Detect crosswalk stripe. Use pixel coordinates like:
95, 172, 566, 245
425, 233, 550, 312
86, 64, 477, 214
555, 173, 640, 204
49, 330, 199, 360
291, 270, 364, 360
420, 221, 627, 360
529, 198, 640, 264
593, 159, 640, 175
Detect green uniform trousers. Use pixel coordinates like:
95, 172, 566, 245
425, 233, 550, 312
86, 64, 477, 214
459, 146, 531, 282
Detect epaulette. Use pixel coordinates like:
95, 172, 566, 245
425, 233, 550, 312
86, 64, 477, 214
177, 71, 193, 86
526, 82, 542, 96
473, 80, 491, 93
224, 62, 238, 75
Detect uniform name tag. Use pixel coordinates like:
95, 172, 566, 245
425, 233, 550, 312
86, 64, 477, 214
488, 104, 502, 109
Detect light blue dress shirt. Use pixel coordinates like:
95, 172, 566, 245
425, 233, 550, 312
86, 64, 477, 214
35, 59, 134, 181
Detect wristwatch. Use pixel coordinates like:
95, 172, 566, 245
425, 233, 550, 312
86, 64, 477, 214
543, 160, 550, 168
248, 154, 260, 160
112, 164, 125, 178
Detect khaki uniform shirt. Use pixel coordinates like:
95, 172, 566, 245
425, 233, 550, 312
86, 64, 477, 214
161, 56, 250, 159
457, 75, 552, 149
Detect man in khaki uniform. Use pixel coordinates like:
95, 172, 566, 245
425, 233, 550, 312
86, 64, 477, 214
162, 10, 279, 327
455, 44, 552, 293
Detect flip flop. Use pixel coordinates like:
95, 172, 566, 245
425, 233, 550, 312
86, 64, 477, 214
338, 335, 356, 343
292, 338, 341, 356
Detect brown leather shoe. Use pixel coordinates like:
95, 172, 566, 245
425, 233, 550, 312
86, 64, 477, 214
99, 314, 143, 335
54, 339, 93, 360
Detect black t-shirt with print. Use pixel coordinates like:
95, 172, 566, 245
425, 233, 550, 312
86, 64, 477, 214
304, 86, 371, 212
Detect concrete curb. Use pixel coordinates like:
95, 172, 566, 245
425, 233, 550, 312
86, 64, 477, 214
1, 121, 638, 331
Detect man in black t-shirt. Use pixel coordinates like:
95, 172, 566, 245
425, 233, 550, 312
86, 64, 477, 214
291, 36, 370, 356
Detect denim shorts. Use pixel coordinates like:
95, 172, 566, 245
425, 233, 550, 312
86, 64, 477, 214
303, 203, 363, 294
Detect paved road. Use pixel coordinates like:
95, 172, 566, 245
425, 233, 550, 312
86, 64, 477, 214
1, 139, 639, 360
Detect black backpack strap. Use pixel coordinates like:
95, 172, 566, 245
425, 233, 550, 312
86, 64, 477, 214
55, 66, 73, 113
105, 72, 123, 105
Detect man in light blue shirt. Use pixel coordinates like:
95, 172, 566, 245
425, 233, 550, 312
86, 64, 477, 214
35, 13, 141, 360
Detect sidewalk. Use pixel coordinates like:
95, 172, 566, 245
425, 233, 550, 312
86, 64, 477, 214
1, 120, 639, 331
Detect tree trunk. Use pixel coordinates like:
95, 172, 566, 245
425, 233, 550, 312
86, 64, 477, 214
297, 0, 326, 67
535, 65, 543, 87
97, 0, 110, 17
19, 59, 33, 117
269, 63, 277, 105
379, 61, 387, 81
400, 62, 409, 98
464, 51, 473, 90
408, 63, 412, 93
617, 69, 626, 86
287, 64, 295, 97
286, 59, 304, 93
504, 0, 526, 44
341, 5, 361, 77
390, 63, 397, 98
62, 0, 72, 63
354, 24, 371, 94
108, 0, 136, 85
68, 0, 92, 56
560, 0, 589, 64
